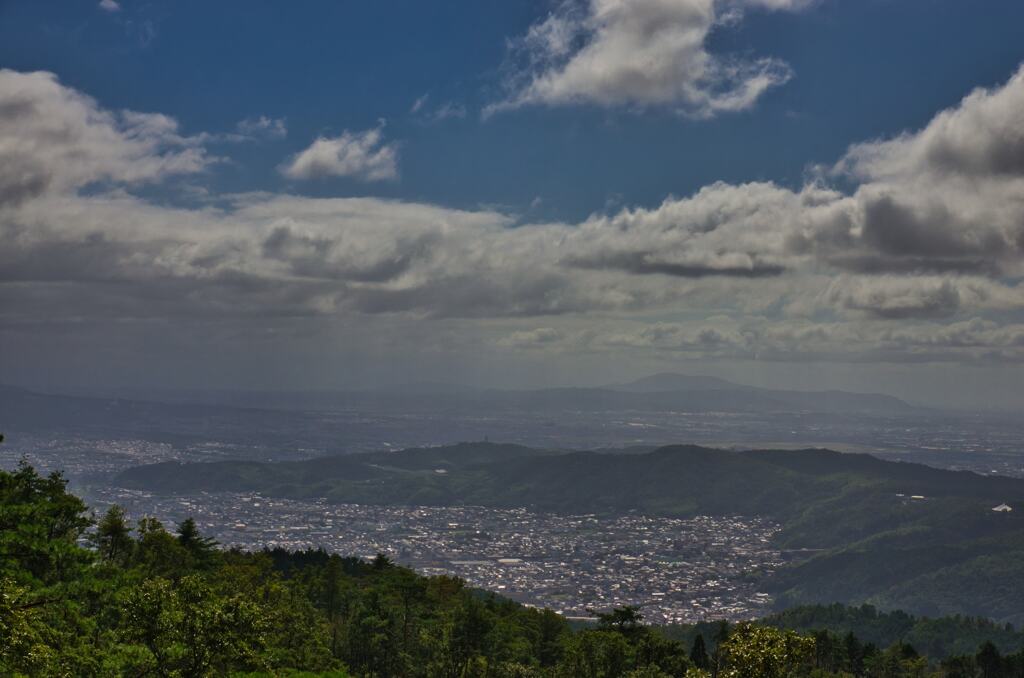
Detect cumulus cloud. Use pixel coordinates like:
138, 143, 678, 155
836, 68, 1024, 183
410, 94, 466, 123
236, 116, 287, 140
0, 69, 210, 205
820, 276, 1024, 320
824, 68, 1024, 275
498, 313, 1024, 365
280, 126, 398, 181
98, 0, 121, 12
562, 180, 820, 278
6, 65, 1024, 369
555, 63, 1024, 290
487, 0, 807, 117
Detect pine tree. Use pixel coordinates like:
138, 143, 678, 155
95, 505, 132, 563
711, 620, 730, 678
176, 517, 218, 568
978, 640, 1003, 678
690, 633, 710, 670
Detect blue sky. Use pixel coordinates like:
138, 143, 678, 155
4, 0, 1022, 220
2, 0, 1024, 407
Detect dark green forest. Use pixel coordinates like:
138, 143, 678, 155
5, 459, 1024, 677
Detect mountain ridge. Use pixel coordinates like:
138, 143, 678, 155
113, 440, 1024, 622
0, 373, 921, 419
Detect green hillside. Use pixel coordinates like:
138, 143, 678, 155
116, 443, 1024, 623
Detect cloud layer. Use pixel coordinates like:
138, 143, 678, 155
3, 64, 1024, 372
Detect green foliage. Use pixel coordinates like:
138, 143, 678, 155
95, 504, 133, 564
764, 603, 1024, 659
0, 460, 93, 587
177, 517, 220, 569
689, 634, 710, 670
0, 462, 573, 676
716, 623, 816, 678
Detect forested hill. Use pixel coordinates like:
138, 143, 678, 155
117, 443, 1024, 533
117, 442, 1024, 624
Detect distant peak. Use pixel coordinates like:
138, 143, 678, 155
606, 373, 747, 393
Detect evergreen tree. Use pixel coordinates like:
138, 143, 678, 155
711, 620, 731, 678
176, 517, 218, 568
690, 633, 710, 670
95, 504, 133, 564
977, 640, 1003, 678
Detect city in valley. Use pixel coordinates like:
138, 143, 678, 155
84, 485, 783, 625
4, 387, 1024, 626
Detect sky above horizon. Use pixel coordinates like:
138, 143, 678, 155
2, 0, 1024, 409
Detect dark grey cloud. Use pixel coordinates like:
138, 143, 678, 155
566, 250, 785, 277
260, 226, 438, 283
348, 272, 589, 319
0, 158, 51, 207
835, 279, 962, 320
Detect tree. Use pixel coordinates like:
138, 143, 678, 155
176, 517, 218, 569
537, 608, 568, 667
711, 620, 730, 678
120, 575, 269, 676
865, 642, 927, 678
843, 630, 865, 675
690, 634, 710, 670
0, 577, 57, 675
977, 640, 1003, 678
596, 606, 645, 641
95, 505, 133, 564
557, 629, 630, 678
134, 516, 192, 578
0, 461, 93, 586
716, 623, 815, 678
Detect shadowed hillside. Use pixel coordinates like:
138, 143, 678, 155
116, 442, 1024, 623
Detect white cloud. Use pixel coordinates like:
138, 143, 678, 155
410, 95, 467, 124
280, 126, 399, 181
6, 65, 1024, 370
410, 93, 429, 113
487, 0, 808, 117
430, 101, 467, 122
98, 0, 121, 12
0, 69, 210, 205
236, 116, 287, 140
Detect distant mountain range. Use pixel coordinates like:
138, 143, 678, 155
116, 441, 1024, 624
2, 372, 920, 419
607, 373, 749, 392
